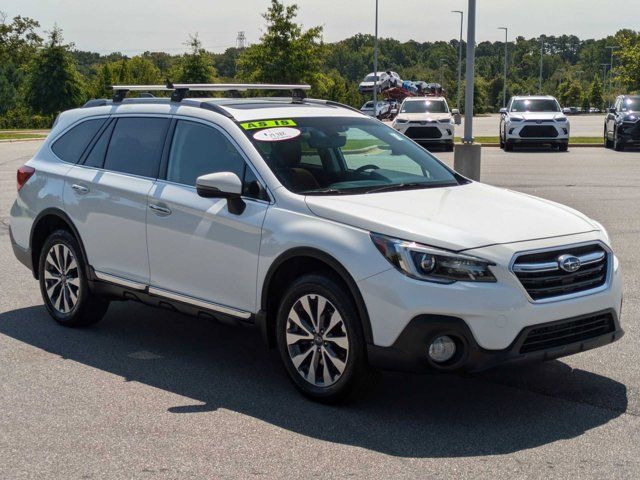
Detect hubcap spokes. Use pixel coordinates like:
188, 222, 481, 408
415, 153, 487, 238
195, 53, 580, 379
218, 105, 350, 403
44, 244, 79, 314
286, 294, 349, 387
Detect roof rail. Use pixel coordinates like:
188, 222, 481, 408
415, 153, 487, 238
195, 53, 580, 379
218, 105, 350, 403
111, 83, 311, 103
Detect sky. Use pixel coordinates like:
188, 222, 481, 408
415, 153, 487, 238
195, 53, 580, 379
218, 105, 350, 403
3, 0, 638, 55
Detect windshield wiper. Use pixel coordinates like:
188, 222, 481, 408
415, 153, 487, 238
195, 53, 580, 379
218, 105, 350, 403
364, 181, 456, 194
299, 187, 348, 195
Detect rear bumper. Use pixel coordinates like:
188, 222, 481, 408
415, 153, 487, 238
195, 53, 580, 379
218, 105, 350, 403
367, 309, 623, 373
10, 225, 33, 273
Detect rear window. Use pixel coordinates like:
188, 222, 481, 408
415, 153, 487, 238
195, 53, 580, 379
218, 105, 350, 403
51, 118, 107, 163
103, 117, 169, 178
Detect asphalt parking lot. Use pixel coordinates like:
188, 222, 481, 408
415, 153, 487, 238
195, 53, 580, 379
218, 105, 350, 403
1, 141, 639, 479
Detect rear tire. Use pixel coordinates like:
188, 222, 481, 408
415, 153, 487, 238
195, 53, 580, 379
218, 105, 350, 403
38, 230, 109, 327
276, 274, 374, 403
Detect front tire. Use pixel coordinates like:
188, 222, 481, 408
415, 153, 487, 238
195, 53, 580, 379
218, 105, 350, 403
276, 274, 373, 403
604, 127, 614, 149
38, 230, 109, 327
613, 129, 624, 151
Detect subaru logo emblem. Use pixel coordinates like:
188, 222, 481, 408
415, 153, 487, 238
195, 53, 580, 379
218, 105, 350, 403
557, 254, 581, 273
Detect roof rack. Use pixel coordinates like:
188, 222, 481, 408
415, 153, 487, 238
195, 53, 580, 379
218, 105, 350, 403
111, 83, 311, 103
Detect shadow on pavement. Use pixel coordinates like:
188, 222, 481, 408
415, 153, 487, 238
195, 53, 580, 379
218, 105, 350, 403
0, 302, 628, 458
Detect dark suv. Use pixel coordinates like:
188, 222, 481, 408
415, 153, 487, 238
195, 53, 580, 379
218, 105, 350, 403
604, 95, 640, 151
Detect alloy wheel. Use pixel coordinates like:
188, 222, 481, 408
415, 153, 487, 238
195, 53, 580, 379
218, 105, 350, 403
44, 243, 80, 314
285, 294, 349, 387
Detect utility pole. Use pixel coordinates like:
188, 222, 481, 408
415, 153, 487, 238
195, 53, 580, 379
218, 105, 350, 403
373, 0, 379, 116
439, 58, 447, 86
539, 36, 545, 93
451, 10, 464, 111
454, 0, 481, 181
498, 27, 508, 107
600, 63, 610, 107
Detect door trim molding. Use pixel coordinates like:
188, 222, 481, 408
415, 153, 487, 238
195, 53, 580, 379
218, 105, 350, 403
148, 286, 252, 320
94, 271, 147, 291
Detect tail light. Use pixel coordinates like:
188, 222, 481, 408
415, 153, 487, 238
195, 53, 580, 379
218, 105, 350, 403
17, 165, 36, 191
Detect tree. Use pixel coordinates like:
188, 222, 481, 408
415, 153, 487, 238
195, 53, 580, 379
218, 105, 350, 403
174, 34, 216, 83
24, 26, 84, 115
237, 0, 323, 89
556, 79, 583, 106
615, 31, 640, 92
589, 76, 604, 110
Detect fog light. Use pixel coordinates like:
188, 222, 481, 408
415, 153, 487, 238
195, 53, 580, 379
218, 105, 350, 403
428, 335, 457, 363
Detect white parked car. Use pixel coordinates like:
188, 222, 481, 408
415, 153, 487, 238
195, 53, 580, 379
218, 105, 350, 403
358, 71, 402, 93
10, 83, 623, 403
392, 96, 460, 151
360, 100, 391, 118
500, 96, 570, 151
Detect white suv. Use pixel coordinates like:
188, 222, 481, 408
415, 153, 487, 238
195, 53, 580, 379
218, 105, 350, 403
500, 95, 570, 151
392, 97, 460, 151
10, 83, 623, 403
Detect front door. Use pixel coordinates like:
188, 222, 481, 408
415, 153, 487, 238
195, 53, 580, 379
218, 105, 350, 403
146, 119, 269, 315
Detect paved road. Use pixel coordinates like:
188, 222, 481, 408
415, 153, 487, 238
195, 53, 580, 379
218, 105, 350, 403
1, 142, 639, 479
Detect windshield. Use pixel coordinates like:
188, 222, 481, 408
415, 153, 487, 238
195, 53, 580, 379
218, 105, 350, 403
242, 117, 461, 195
401, 100, 448, 114
621, 97, 640, 112
510, 99, 560, 112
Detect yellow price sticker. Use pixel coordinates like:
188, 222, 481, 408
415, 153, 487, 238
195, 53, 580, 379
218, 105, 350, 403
240, 119, 297, 130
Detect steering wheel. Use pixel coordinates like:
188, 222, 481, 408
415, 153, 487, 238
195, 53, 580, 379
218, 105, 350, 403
355, 164, 380, 173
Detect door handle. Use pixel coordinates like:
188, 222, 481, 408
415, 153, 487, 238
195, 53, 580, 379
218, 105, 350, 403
149, 204, 172, 216
71, 184, 89, 194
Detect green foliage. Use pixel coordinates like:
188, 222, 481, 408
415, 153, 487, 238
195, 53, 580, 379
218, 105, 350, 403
557, 79, 583, 106
24, 27, 84, 115
589, 76, 604, 109
173, 34, 217, 83
237, 0, 323, 87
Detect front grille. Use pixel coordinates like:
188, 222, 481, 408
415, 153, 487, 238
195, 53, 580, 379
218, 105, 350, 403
524, 119, 554, 123
520, 312, 615, 354
405, 126, 442, 139
519, 125, 558, 138
512, 244, 608, 301
620, 122, 640, 140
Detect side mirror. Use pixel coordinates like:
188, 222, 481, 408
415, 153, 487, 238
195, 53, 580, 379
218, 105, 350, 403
608, 107, 616, 114
499, 108, 508, 115
451, 109, 462, 125
196, 172, 245, 214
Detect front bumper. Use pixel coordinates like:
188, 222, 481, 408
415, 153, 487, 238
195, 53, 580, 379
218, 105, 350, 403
505, 121, 569, 143
394, 122, 454, 143
617, 122, 640, 144
367, 309, 623, 373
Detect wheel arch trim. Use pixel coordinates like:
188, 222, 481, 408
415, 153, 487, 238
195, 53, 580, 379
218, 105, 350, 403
260, 247, 374, 345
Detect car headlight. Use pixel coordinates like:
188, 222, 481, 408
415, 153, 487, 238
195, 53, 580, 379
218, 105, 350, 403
509, 116, 524, 122
438, 118, 452, 124
395, 118, 409, 124
554, 116, 568, 122
622, 115, 638, 123
371, 233, 497, 284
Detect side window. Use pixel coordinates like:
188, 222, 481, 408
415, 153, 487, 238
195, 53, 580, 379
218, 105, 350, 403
51, 118, 106, 163
84, 121, 114, 168
104, 117, 169, 177
166, 120, 244, 186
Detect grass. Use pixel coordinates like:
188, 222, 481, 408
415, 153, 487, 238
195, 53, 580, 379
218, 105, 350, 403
453, 136, 602, 144
0, 132, 47, 141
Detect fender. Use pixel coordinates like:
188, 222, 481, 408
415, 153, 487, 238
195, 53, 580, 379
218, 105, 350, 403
261, 246, 374, 345
30, 208, 92, 280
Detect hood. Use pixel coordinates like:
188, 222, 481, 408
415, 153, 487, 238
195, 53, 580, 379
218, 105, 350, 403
511, 111, 563, 121
396, 112, 451, 122
305, 182, 596, 251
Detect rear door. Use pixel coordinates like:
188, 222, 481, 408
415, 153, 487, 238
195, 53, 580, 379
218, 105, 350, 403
146, 118, 269, 315
63, 116, 170, 285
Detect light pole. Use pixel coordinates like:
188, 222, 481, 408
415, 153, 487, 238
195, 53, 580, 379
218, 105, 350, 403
439, 58, 448, 86
606, 45, 619, 104
498, 27, 508, 108
451, 10, 464, 110
539, 36, 545, 93
600, 63, 610, 107
454, 0, 480, 181
373, 0, 379, 114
